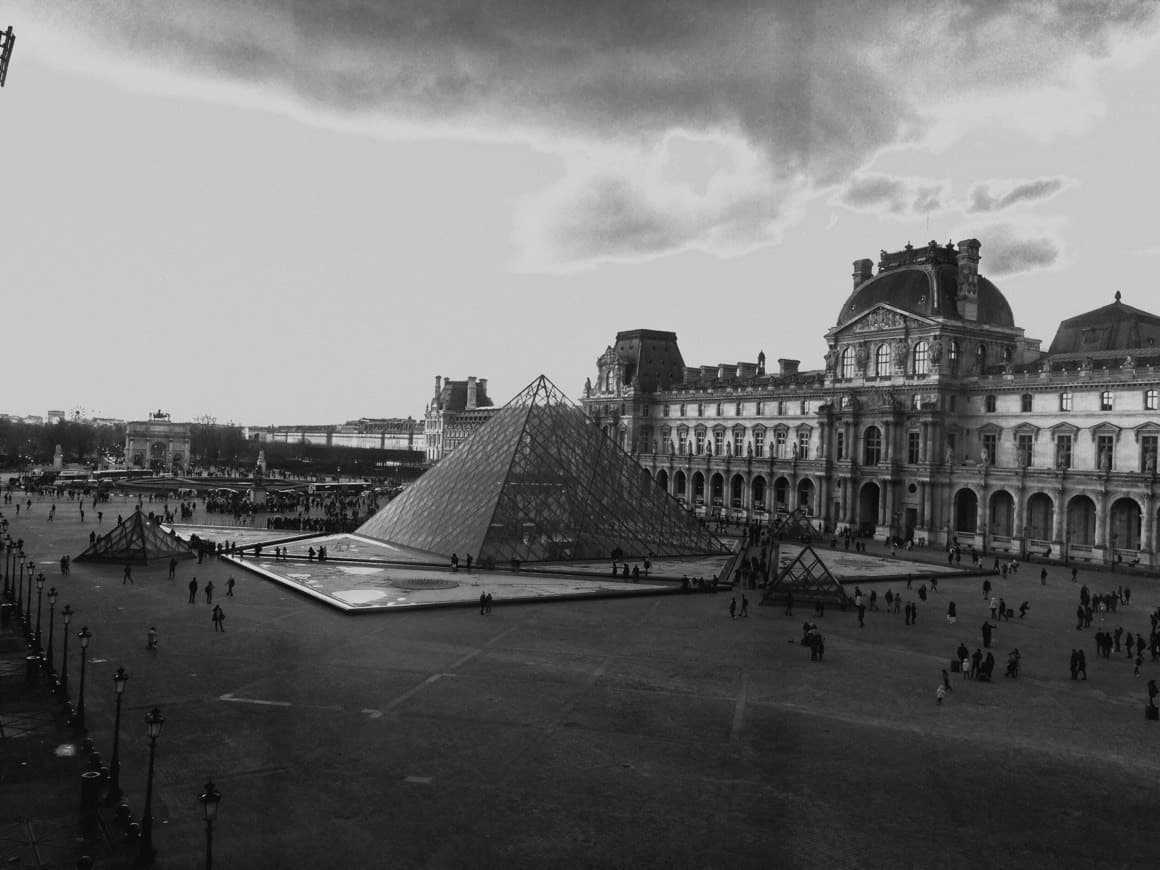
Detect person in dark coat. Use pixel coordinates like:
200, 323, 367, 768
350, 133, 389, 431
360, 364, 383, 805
1070, 649, 1079, 680
981, 621, 995, 648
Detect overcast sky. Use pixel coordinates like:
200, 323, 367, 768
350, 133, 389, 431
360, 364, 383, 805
4, 1, 1160, 425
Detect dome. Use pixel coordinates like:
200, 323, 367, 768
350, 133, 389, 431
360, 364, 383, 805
837, 251, 1015, 329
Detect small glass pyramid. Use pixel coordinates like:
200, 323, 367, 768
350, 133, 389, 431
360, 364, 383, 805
76, 508, 195, 564
358, 375, 727, 563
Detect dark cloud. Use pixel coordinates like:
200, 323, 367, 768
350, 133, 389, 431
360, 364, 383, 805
22, 0, 1156, 266
968, 178, 1070, 212
838, 175, 947, 216
981, 226, 1061, 275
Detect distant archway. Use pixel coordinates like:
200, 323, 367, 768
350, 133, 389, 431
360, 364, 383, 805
773, 476, 790, 511
797, 478, 815, 514
655, 469, 669, 493
751, 476, 767, 511
673, 470, 687, 500
1026, 492, 1054, 541
1066, 495, 1096, 546
989, 490, 1015, 537
954, 488, 978, 533
1109, 497, 1142, 550
692, 472, 705, 503
710, 473, 725, 506
859, 482, 880, 533
730, 474, 744, 508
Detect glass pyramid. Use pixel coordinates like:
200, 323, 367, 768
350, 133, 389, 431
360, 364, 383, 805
357, 375, 727, 563
761, 545, 847, 605
76, 508, 195, 564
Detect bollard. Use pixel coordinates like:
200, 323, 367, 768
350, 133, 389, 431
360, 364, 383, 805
24, 655, 39, 688
0, 601, 13, 628
79, 771, 102, 841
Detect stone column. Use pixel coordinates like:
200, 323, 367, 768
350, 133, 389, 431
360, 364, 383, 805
1052, 487, 1066, 549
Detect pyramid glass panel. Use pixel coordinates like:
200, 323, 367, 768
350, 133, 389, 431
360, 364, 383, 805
76, 508, 194, 564
358, 375, 727, 563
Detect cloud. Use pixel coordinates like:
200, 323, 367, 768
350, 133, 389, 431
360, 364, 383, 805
836, 174, 949, 216
14, 0, 1160, 268
967, 178, 1072, 212
977, 225, 1062, 276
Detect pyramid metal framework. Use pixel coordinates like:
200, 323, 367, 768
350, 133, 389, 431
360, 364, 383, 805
761, 545, 848, 605
75, 509, 194, 564
357, 375, 728, 563
772, 508, 821, 539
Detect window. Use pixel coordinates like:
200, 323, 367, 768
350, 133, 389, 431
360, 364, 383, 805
948, 395, 957, 412
697, 403, 704, 417
753, 428, 765, 458
797, 430, 810, 458
911, 393, 921, 410
836, 431, 845, 461
947, 433, 957, 463
1100, 391, 1113, 411
716, 403, 723, 416
756, 401, 764, 415
840, 348, 855, 379
678, 428, 688, 455
695, 429, 705, 454
913, 341, 930, 376
1059, 391, 1073, 412
1142, 434, 1158, 473
638, 427, 652, 453
985, 395, 997, 413
776, 400, 786, 416
863, 426, 882, 466
1021, 393, 1033, 413
735, 402, 742, 416
907, 431, 920, 464
1017, 433, 1034, 467
976, 343, 986, 370
714, 430, 725, 455
949, 340, 960, 374
800, 400, 809, 415
982, 432, 997, 465
732, 428, 744, 456
875, 344, 891, 377
1146, 390, 1159, 412
1055, 434, 1072, 469
775, 429, 787, 458
663, 404, 670, 417
679, 403, 686, 417
1097, 434, 1115, 470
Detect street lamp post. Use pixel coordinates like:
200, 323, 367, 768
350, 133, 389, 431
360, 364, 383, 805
15, 557, 23, 615
108, 667, 128, 803
45, 587, 57, 675
34, 574, 44, 653
24, 561, 34, 626
199, 780, 221, 870
59, 604, 73, 696
3, 542, 10, 598
75, 626, 91, 729
139, 707, 166, 864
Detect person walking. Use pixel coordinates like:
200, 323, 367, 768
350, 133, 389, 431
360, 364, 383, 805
123, 564, 133, 585
205, 580, 214, 605
147, 626, 158, 650
480, 592, 487, 615
729, 597, 737, 619
188, 577, 198, 604
212, 604, 225, 632
981, 620, 995, 648
740, 594, 749, 617
226, 577, 235, 597
1040, 568, 1048, 586
169, 557, 177, 580
1077, 649, 1087, 680
484, 592, 493, 614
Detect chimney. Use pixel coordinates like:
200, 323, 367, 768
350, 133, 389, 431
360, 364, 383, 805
717, 364, 728, 379
477, 378, 488, 403
852, 258, 874, 289
778, 358, 800, 376
434, 376, 444, 410
956, 239, 981, 321
466, 376, 478, 410
757, 350, 766, 375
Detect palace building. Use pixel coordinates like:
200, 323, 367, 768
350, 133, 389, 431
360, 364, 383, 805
581, 239, 1160, 568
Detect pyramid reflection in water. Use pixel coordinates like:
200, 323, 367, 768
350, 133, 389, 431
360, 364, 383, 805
358, 375, 727, 564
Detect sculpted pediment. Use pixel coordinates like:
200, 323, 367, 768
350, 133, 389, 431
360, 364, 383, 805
845, 304, 934, 334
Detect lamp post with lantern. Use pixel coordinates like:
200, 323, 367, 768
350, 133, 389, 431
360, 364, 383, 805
34, 573, 44, 653
59, 604, 73, 697
139, 707, 166, 864
45, 586, 57, 676
75, 625, 91, 729
24, 561, 34, 626
108, 667, 128, 803
199, 780, 222, 870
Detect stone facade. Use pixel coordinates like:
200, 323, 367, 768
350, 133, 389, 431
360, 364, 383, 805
582, 240, 1160, 568
423, 376, 499, 462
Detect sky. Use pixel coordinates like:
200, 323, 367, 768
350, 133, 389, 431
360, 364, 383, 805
3, 1, 1160, 426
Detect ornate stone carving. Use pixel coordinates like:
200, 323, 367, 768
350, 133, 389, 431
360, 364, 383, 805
853, 308, 907, 332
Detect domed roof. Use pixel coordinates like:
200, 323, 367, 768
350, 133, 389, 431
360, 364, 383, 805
1047, 293, 1160, 354
837, 256, 1015, 328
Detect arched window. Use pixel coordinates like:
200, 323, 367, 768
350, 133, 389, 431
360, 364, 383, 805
875, 344, 891, 377
603, 370, 613, 391
840, 348, 855, 379
863, 426, 882, 466
913, 341, 930, 376
976, 343, 987, 370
